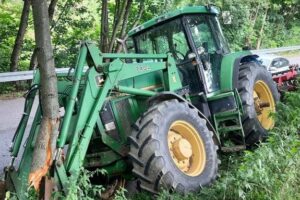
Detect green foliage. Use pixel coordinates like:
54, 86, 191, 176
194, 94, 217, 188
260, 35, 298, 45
0, 2, 22, 72
6, 167, 132, 200
52, 0, 99, 68
5, 186, 39, 200
62, 167, 131, 200
284, 22, 300, 46
63, 167, 105, 200
114, 187, 128, 200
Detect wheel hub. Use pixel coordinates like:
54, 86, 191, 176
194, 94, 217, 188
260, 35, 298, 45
254, 91, 271, 114
253, 80, 276, 129
172, 138, 192, 161
168, 121, 206, 176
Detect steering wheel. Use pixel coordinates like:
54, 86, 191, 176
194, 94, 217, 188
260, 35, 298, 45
174, 50, 185, 61
166, 50, 185, 61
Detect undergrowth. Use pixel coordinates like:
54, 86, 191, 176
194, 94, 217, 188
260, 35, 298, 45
5, 167, 126, 200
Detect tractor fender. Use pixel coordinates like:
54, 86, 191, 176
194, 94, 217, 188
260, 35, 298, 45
232, 54, 260, 88
148, 92, 221, 146
221, 52, 260, 91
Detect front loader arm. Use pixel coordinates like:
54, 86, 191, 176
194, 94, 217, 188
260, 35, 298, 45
5, 41, 182, 198
52, 42, 182, 193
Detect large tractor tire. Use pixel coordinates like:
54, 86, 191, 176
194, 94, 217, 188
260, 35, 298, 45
238, 62, 280, 145
129, 100, 218, 194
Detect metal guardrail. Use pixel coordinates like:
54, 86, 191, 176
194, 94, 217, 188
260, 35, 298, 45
0, 68, 72, 83
1, 46, 300, 83
251, 45, 300, 54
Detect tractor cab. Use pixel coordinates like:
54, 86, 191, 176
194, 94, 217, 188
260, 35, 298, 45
129, 6, 230, 94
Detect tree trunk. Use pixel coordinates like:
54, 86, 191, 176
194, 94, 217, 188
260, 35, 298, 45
29, 0, 60, 191
115, 0, 132, 52
113, 0, 121, 30
10, 0, 30, 72
256, 8, 268, 50
108, 0, 129, 52
48, 0, 58, 23
29, 0, 58, 70
29, 48, 38, 70
116, 1, 144, 53
100, 0, 109, 52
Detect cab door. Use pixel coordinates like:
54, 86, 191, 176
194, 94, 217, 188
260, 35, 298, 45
184, 14, 230, 93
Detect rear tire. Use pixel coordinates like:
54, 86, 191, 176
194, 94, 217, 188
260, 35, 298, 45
129, 100, 218, 194
238, 62, 279, 145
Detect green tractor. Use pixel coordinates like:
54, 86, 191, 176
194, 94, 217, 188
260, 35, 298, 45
4, 5, 279, 198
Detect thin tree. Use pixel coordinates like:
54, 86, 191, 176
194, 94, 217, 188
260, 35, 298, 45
100, 0, 145, 53
28, 0, 60, 192
108, 0, 129, 52
29, 0, 58, 70
100, 0, 109, 52
256, 8, 269, 49
9, 0, 30, 72
116, 1, 145, 52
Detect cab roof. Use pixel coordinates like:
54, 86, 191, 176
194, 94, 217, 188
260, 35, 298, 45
128, 6, 219, 37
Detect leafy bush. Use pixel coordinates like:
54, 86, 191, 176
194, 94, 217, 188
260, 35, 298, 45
55, 167, 105, 200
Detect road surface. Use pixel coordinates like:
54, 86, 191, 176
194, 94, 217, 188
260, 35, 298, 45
0, 55, 299, 179
0, 97, 37, 179
287, 56, 300, 65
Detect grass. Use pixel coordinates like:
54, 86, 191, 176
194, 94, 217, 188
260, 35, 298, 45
0, 90, 26, 100
0, 81, 29, 99
277, 50, 300, 57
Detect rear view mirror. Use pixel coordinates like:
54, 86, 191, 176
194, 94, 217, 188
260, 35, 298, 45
222, 11, 232, 24
197, 47, 205, 55
187, 52, 196, 59
125, 38, 135, 53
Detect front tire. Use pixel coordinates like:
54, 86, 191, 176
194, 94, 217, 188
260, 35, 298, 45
129, 100, 218, 194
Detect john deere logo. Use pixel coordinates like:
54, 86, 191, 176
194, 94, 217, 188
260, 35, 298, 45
136, 66, 150, 72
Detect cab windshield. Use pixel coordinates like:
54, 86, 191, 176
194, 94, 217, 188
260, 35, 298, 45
134, 18, 191, 62
132, 15, 229, 94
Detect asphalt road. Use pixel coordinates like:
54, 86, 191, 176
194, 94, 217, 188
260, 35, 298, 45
288, 56, 300, 65
0, 97, 38, 179
0, 55, 299, 179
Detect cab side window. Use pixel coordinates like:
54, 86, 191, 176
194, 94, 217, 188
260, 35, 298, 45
188, 17, 217, 53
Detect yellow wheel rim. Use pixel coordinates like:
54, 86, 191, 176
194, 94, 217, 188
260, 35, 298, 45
167, 120, 206, 176
253, 80, 276, 129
